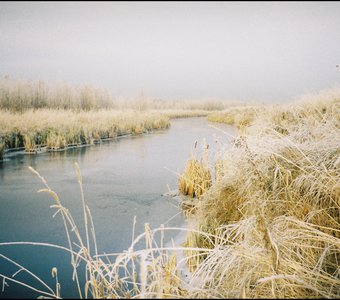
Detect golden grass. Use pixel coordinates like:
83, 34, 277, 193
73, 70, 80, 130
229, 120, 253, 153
0, 109, 172, 154
214, 158, 228, 182
207, 105, 259, 129
182, 87, 340, 298
178, 142, 212, 199
0, 108, 226, 157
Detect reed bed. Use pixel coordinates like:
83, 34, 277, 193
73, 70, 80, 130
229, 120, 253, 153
0, 108, 223, 159
207, 105, 259, 129
0, 109, 172, 155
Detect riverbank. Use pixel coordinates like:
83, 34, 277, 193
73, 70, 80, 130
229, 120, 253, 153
177, 87, 340, 298
0, 108, 218, 160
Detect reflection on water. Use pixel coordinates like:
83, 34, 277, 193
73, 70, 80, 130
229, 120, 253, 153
0, 117, 236, 298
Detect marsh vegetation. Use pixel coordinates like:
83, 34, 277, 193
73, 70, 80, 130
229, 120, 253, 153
0, 83, 339, 298
178, 87, 340, 298
0, 77, 236, 159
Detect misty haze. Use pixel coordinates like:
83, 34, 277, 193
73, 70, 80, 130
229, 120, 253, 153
0, 2, 339, 299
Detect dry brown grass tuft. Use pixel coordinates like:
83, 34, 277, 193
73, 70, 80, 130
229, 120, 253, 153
178, 142, 212, 199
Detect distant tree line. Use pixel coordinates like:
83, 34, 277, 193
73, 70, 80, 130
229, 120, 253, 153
0, 76, 236, 112
0, 76, 113, 111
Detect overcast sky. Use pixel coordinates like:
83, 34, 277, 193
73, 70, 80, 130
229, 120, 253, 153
1, 1, 340, 102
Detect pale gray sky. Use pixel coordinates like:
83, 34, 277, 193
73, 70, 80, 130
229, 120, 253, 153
1, 1, 340, 102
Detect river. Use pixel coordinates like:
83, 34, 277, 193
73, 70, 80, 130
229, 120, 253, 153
0, 117, 235, 298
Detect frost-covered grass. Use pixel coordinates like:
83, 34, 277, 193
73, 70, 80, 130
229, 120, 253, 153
0, 87, 339, 298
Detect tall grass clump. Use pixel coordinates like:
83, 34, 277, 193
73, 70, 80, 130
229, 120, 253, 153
178, 142, 212, 199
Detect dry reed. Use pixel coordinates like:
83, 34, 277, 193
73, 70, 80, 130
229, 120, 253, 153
178, 142, 212, 199
207, 105, 259, 129
0, 109, 171, 154
182, 87, 340, 298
